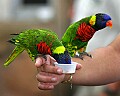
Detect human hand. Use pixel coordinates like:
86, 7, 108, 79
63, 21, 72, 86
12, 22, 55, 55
35, 55, 82, 90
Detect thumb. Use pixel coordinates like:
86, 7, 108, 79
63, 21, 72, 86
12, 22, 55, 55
45, 55, 56, 65
35, 57, 46, 68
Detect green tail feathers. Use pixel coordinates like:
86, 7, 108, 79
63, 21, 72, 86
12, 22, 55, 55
4, 46, 24, 66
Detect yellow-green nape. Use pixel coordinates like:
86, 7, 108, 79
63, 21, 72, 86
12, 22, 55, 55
53, 46, 65, 54
89, 15, 96, 26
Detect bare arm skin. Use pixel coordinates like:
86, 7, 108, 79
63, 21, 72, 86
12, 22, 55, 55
35, 35, 120, 89
71, 35, 120, 85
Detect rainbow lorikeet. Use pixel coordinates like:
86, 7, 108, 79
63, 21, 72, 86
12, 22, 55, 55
61, 13, 112, 59
4, 29, 71, 66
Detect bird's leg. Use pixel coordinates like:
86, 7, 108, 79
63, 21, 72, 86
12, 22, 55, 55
74, 52, 92, 60
35, 54, 47, 61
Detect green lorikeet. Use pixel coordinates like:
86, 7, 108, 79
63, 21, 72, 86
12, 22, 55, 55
61, 13, 112, 59
4, 29, 71, 66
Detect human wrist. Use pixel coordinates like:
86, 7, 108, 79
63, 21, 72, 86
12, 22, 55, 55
61, 74, 73, 84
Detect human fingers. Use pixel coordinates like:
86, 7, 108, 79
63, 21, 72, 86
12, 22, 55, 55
35, 57, 46, 68
40, 64, 63, 74
40, 62, 81, 74
38, 82, 54, 90
76, 63, 82, 70
36, 71, 57, 83
35, 55, 56, 68
45, 55, 56, 65
36, 72, 65, 90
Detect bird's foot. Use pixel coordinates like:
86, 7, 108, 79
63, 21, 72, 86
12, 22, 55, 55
74, 52, 92, 60
35, 54, 47, 61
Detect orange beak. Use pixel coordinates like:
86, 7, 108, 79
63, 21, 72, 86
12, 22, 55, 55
106, 20, 112, 28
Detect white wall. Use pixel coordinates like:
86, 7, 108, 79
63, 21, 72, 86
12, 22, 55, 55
0, 0, 55, 22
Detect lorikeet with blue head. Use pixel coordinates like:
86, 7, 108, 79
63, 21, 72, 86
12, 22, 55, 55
61, 13, 112, 59
4, 13, 112, 66
4, 29, 71, 66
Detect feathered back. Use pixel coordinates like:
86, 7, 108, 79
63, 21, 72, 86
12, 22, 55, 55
61, 13, 112, 57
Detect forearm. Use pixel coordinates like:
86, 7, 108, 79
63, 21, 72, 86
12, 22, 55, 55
69, 35, 120, 86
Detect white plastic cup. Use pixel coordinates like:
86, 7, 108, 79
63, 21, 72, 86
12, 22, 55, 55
54, 62, 77, 73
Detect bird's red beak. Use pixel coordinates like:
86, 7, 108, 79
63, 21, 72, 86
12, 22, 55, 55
106, 20, 112, 28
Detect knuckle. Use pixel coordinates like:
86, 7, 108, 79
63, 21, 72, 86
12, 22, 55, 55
38, 83, 45, 90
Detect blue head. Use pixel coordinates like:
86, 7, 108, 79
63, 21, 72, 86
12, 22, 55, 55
52, 50, 71, 64
93, 13, 112, 30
